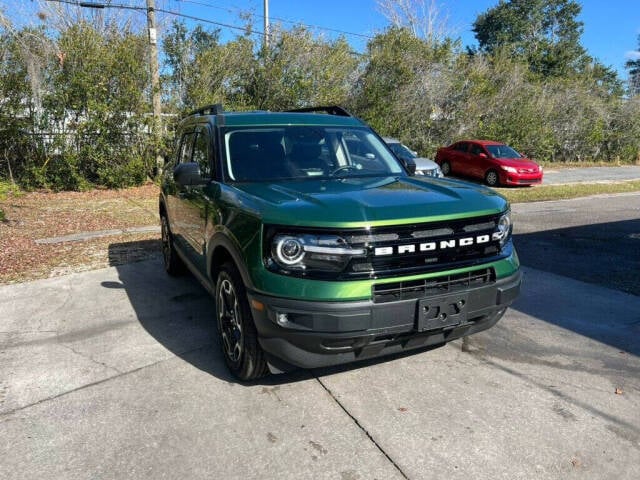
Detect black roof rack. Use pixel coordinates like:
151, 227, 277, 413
188, 103, 224, 116
285, 106, 353, 117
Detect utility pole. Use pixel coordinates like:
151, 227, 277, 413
146, 0, 163, 172
263, 0, 269, 50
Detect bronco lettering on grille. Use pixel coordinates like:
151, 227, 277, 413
374, 234, 498, 256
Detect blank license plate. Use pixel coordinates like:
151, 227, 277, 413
417, 294, 468, 331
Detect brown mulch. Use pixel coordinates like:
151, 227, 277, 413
0, 184, 161, 285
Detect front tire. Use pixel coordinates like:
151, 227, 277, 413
215, 262, 269, 381
485, 169, 499, 187
440, 161, 451, 176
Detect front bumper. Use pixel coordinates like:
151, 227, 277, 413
248, 269, 522, 370
502, 172, 543, 185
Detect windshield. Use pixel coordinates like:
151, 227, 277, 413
485, 144, 522, 159
387, 142, 416, 160
222, 126, 404, 182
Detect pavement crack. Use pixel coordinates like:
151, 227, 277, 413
59, 343, 123, 375
314, 374, 411, 480
0, 346, 206, 418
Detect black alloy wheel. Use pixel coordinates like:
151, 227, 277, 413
215, 262, 269, 381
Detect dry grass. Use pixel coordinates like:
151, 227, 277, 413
497, 180, 640, 203
0, 184, 160, 285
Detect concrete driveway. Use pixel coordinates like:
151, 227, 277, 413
1, 195, 639, 479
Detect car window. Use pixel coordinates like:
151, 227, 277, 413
178, 132, 196, 164
388, 142, 416, 160
223, 126, 403, 182
454, 142, 468, 152
486, 144, 522, 159
192, 129, 212, 179
470, 144, 484, 156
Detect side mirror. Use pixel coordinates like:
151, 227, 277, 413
174, 162, 206, 186
478, 152, 488, 158
401, 157, 417, 175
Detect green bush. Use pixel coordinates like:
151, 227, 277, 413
0, 180, 21, 221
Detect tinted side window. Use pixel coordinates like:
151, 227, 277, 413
179, 132, 196, 164
454, 142, 468, 152
470, 144, 484, 156
192, 130, 211, 178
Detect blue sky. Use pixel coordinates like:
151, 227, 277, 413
3, 0, 640, 79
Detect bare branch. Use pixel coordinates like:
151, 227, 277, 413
376, 0, 452, 43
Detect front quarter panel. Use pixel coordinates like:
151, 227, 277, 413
206, 184, 263, 290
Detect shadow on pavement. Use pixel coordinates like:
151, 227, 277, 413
104, 243, 319, 385
104, 241, 452, 384
511, 219, 640, 356
514, 219, 640, 296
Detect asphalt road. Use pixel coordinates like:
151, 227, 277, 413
444, 164, 640, 186
513, 192, 640, 295
542, 165, 640, 185
2, 193, 639, 479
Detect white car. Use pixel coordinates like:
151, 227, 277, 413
383, 137, 443, 178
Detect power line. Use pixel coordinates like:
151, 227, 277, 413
175, 0, 373, 39
43, 0, 369, 55
44, 0, 264, 35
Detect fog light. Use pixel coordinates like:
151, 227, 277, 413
276, 313, 289, 326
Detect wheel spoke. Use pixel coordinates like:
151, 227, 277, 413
217, 278, 243, 363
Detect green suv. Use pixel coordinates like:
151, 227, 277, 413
159, 105, 521, 380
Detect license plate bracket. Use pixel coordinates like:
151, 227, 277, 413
417, 294, 468, 331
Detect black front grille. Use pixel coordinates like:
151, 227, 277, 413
342, 213, 507, 279
264, 212, 509, 280
373, 268, 495, 303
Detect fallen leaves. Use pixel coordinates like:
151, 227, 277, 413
0, 184, 160, 284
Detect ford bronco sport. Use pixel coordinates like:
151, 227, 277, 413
159, 105, 521, 380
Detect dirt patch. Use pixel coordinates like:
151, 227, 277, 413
0, 184, 161, 285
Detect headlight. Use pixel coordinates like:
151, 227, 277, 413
274, 236, 305, 265
500, 165, 517, 173
271, 233, 366, 273
419, 166, 443, 177
492, 210, 512, 247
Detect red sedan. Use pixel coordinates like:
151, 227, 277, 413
435, 140, 543, 187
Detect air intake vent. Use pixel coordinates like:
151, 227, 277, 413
372, 268, 495, 303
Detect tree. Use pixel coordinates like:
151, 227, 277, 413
472, 0, 588, 77
42, 22, 151, 189
248, 26, 359, 111
0, 18, 50, 186
352, 27, 458, 152
376, 0, 452, 45
626, 35, 640, 96
162, 21, 221, 110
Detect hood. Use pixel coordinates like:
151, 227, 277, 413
413, 156, 440, 170
231, 176, 507, 228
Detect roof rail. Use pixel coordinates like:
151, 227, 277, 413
188, 103, 224, 116
285, 106, 353, 117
